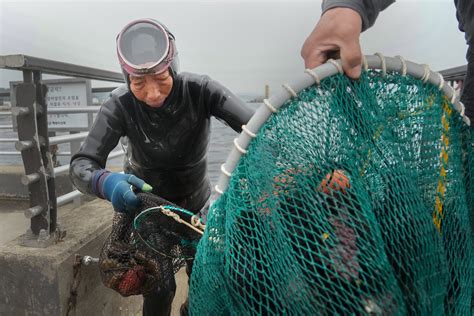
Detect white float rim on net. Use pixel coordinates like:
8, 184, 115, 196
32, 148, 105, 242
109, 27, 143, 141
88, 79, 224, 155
214, 54, 471, 197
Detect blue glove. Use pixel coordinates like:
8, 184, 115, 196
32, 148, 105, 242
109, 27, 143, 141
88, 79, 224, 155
92, 170, 153, 214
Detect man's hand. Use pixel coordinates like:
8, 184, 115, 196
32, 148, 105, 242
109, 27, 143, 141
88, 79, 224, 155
301, 7, 363, 79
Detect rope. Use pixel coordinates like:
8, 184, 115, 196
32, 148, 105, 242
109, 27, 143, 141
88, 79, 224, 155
459, 102, 466, 117
263, 99, 278, 113
437, 73, 445, 90
220, 164, 231, 177
234, 138, 247, 154
305, 68, 321, 85
421, 64, 431, 83
191, 215, 206, 231
161, 207, 205, 235
362, 55, 369, 72
242, 125, 257, 138
375, 52, 387, 76
328, 59, 343, 74
395, 55, 407, 76
214, 185, 223, 194
282, 83, 297, 98
451, 85, 457, 104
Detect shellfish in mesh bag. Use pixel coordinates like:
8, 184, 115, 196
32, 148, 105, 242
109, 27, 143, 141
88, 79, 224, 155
99, 192, 204, 297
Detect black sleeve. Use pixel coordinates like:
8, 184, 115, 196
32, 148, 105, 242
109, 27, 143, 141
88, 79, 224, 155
322, 0, 395, 32
69, 95, 125, 195
203, 77, 255, 133
454, 0, 474, 45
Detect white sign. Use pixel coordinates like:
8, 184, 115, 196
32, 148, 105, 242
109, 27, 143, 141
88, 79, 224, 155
45, 80, 90, 130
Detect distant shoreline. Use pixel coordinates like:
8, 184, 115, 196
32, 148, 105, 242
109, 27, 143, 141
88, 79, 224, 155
248, 97, 264, 103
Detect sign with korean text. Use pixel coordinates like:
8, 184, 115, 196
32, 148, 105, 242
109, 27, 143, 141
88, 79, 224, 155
45, 79, 92, 130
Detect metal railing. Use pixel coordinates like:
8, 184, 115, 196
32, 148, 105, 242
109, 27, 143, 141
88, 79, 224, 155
0, 54, 124, 247
439, 64, 466, 82
439, 64, 466, 93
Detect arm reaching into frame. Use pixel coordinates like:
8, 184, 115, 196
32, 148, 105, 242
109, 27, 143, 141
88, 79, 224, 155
301, 0, 395, 79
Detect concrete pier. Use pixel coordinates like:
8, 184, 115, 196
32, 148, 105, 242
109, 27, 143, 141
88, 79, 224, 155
0, 195, 188, 315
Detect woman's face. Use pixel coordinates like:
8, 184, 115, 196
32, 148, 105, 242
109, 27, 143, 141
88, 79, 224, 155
129, 69, 173, 108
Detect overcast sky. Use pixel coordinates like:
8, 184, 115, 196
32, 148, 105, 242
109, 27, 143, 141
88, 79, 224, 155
0, 0, 468, 95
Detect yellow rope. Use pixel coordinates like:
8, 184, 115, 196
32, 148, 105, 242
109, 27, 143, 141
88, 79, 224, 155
433, 96, 451, 234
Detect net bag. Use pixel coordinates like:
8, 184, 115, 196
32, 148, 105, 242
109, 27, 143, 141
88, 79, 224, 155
99, 192, 202, 297
190, 54, 474, 315
133, 192, 203, 262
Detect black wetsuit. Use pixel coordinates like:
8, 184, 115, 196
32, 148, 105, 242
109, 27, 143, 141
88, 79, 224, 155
322, 0, 474, 121
454, 0, 474, 121
69, 71, 254, 316
70, 72, 254, 211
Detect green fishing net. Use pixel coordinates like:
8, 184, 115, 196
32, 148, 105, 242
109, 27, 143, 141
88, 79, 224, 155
190, 69, 473, 315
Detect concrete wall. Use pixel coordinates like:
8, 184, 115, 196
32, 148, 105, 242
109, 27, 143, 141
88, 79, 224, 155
0, 199, 143, 315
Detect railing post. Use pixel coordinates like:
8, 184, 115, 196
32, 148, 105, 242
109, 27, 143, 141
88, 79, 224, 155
33, 70, 57, 234
14, 70, 54, 247
0, 54, 125, 246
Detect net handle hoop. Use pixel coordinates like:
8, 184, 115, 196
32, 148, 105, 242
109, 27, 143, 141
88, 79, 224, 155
215, 53, 471, 196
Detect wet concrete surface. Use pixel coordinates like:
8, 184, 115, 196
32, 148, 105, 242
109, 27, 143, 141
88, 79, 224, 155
0, 197, 189, 316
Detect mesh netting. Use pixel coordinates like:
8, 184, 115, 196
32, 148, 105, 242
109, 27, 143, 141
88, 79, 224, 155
99, 192, 200, 297
133, 193, 202, 261
190, 70, 474, 315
